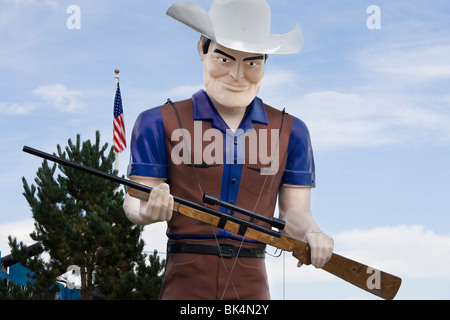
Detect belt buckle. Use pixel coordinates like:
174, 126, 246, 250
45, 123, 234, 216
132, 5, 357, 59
218, 244, 235, 258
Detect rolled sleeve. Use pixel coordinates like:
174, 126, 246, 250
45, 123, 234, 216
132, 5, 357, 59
127, 107, 168, 179
281, 117, 316, 187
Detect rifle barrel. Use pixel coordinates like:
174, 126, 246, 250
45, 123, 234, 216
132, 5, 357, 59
22, 145, 283, 238
23, 145, 151, 194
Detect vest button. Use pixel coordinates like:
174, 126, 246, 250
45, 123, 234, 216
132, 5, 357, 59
231, 179, 237, 184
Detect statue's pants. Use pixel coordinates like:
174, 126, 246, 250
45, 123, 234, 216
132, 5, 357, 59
159, 239, 270, 300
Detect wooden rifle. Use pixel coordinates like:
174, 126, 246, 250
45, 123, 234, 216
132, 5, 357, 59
23, 145, 402, 300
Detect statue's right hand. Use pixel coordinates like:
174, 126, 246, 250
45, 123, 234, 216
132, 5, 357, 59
143, 183, 174, 223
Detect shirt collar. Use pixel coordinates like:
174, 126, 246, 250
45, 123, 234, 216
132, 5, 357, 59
192, 90, 269, 133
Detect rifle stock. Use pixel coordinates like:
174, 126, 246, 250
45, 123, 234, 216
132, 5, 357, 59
23, 145, 402, 300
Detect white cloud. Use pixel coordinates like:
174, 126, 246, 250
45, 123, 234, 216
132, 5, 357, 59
266, 225, 450, 292
261, 68, 297, 90
32, 84, 84, 112
0, 84, 85, 116
0, 102, 37, 115
334, 225, 450, 280
265, 224, 450, 299
10, 0, 37, 4
7, 0, 58, 8
296, 91, 450, 149
307, 91, 450, 149
42, 0, 58, 9
0, 219, 35, 257
360, 43, 450, 81
141, 222, 168, 254
260, 76, 450, 150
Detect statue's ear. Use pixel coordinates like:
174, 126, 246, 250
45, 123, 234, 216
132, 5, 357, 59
197, 39, 205, 62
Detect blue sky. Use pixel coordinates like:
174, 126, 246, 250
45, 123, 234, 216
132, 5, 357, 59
1, 0, 450, 300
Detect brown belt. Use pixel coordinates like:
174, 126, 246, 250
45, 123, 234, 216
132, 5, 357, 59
167, 242, 266, 259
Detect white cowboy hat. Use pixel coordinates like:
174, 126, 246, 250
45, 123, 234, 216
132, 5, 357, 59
166, 0, 304, 55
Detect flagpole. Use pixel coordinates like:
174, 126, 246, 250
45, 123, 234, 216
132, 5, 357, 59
114, 68, 120, 171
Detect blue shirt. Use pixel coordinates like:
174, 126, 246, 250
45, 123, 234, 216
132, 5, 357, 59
128, 90, 315, 185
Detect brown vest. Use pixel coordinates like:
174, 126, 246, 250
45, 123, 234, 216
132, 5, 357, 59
160, 98, 293, 239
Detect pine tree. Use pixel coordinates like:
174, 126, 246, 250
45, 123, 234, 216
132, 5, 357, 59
10, 131, 165, 299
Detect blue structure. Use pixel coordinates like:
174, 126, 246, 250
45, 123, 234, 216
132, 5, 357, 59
1, 247, 81, 300
1, 258, 31, 287
55, 283, 81, 300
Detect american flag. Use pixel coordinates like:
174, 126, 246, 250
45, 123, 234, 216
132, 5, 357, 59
113, 82, 126, 153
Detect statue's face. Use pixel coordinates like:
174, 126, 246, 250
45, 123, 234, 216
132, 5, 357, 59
199, 41, 265, 110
